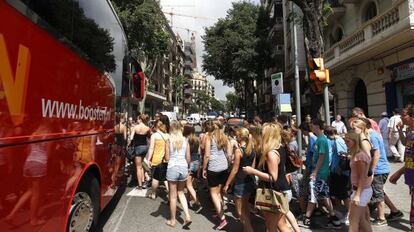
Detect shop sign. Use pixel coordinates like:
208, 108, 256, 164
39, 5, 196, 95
395, 61, 414, 82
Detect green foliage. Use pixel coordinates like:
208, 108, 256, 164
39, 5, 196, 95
173, 75, 189, 102
188, 103, 199, 114
225, 92, 240, 112
194, 90, 211, 113
210, 98, 225, 113
202, 1, 260, 86
111, 0, 169, 60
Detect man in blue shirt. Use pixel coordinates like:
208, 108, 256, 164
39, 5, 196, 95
297, 123, 317, 218
361, 118, 403, 226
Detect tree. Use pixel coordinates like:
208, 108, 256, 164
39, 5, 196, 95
173, 75, 189, 106
202, 2, 260, 115
225, 92, 240, 113
288, 0, 333, 118
210, 98, 225, 114
194, 90, 211, 114
111, 0, 169, 77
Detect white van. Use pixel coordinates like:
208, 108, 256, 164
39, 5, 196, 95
161, 111, 177, 122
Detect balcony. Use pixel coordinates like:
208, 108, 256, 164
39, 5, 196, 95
184, 69, 192, 77
325, 0, 414, 69
327, 0, 345, 25
184, 88, 193, 95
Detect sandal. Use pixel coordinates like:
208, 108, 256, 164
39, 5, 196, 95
166, 220, 176, 228
183, 219, 192, 229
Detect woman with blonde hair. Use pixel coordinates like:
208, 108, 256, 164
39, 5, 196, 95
345, 132, 373, 232
243, 123, 290, 232
146, 117, 169, 199
165, 120, 192, 228
202, 120, 232, 230
351, 119, 372, 159
223, 127, 255, 232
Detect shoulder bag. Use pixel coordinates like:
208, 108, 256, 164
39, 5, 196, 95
284, 144, 303, 173
254, 151, 289, 215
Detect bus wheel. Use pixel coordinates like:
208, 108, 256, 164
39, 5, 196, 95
67, 173, 100, 232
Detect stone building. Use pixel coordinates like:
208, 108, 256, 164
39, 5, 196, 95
323, 0, 414, 120
259, 0, 286, 120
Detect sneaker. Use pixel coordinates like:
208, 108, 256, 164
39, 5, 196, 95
340, 213, 349, 225
194, 204, 203, 214
328, 215, 342, 227
325, 220, 343, 229
296, 214, 306, 222
372, 218, 388, 227
386, 210, 404, 222
216, 218, 228, 230
301, 217, 311, 229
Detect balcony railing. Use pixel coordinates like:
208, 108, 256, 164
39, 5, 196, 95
324, 0, 411, 68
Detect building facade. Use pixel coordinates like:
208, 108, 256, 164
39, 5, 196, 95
259, 0, 286, 120
323, 0, 414, 120
144, 4, 186, 117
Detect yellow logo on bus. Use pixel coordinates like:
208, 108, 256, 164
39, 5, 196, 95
0, 33, 31, 125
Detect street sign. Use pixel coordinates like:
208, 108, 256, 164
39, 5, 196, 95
271, 72, 283, 95
278, 93, 292, 113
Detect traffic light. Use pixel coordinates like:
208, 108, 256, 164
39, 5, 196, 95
308, 57, 330, 94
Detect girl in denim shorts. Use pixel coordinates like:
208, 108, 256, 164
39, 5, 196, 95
183, 125, 202, 213
223, 128, 255, 232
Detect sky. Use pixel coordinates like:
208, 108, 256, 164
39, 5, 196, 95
160, 0, 261, 100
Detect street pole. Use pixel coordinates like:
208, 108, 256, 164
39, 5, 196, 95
292, 3, 302, 155
324, 84, 330, 125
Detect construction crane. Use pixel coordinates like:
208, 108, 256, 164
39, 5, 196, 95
163, 11, 215, 21
172, 26, 197, 40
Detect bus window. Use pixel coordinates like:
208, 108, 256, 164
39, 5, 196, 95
15, 0, 116, 73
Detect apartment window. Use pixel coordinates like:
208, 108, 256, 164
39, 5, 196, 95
364, 2, 377, 22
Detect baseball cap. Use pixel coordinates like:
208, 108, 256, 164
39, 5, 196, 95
381, 112, 388, 117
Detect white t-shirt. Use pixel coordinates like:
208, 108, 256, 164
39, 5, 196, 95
388, 115, 402, 133
331, 120, 347, 134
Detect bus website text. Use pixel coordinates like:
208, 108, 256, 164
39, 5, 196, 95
41, 98, 111, 121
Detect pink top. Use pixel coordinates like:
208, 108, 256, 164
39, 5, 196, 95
350, 151, 372, 188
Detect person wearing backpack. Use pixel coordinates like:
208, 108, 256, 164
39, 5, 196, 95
326, 126, 351, 225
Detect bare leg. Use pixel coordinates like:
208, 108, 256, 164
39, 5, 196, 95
263, 211, 283, 232
167, 181, 177, 227
30, 178, 45, 225
150, 179, 159, 199
177, 181, 191, 222
186, 175, 198, 203
377, 201, 386, 220
384, 193, 399, 213
210, 186, 224, 219
241, 196, 253, 232
284, 211, 301, 232
135, 156, 144, 187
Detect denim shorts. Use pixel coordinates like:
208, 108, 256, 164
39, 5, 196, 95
233, 181, 255, 198
166, 165, 188, 182
350, 187, 372, 207
134, 145, 148, 157
189, 160, 199, 175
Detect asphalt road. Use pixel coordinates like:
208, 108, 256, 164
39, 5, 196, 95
98, 162, 412, 232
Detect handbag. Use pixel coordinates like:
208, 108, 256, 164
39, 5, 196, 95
254, 155, 289, 215
284, 144, 303, 173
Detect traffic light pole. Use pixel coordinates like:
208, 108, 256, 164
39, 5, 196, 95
292, 5, 302, 156
324, 84, 330, 125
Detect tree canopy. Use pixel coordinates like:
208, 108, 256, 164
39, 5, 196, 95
202, 2, 260, 86
111, 0, 169, 61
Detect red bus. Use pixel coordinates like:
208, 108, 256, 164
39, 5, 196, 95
0, 0, 138, 231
